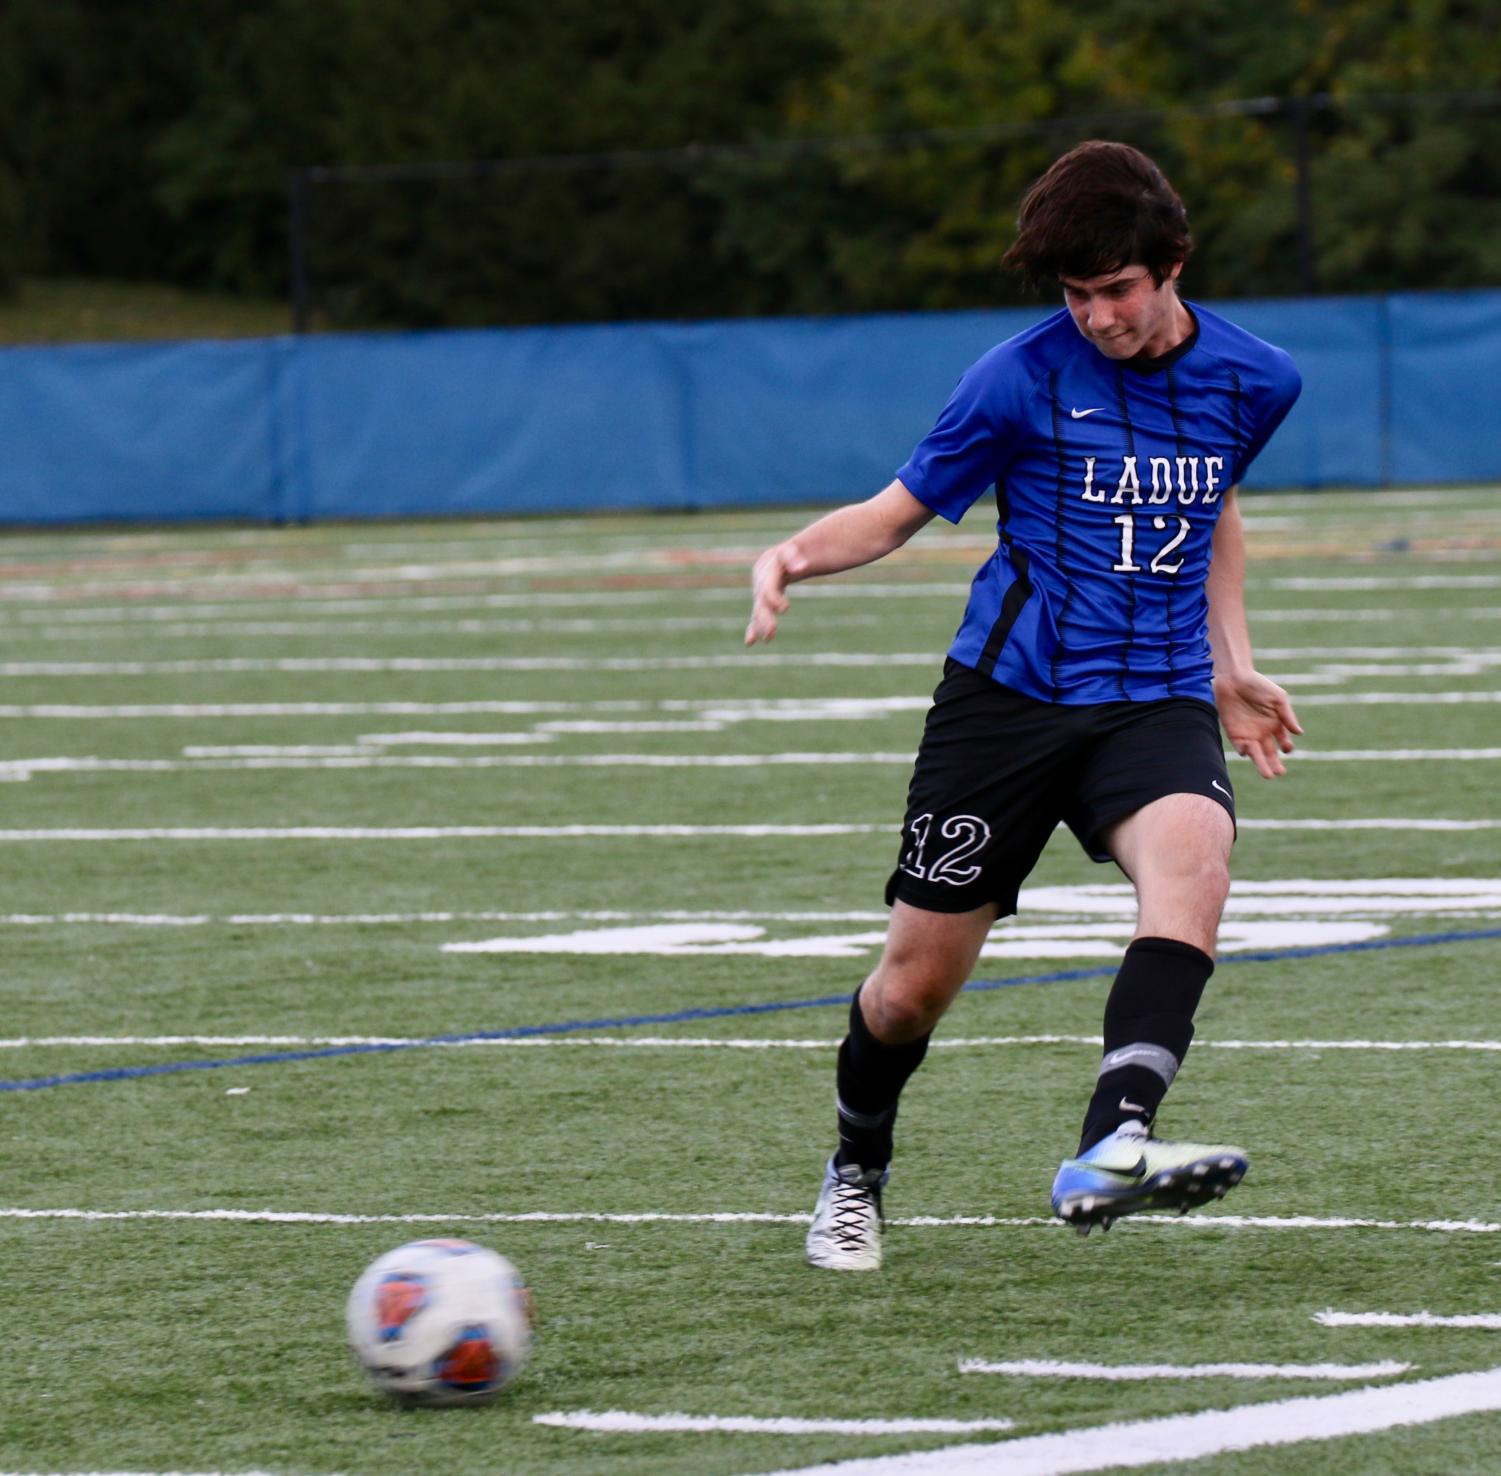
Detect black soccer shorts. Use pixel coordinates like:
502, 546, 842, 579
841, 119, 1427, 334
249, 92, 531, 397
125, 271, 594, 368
885, 659, 1236, 916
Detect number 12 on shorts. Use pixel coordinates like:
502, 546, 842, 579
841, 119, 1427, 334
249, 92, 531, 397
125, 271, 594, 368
899, 812, 993, 886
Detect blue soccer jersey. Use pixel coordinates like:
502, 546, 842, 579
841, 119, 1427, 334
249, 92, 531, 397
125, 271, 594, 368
896, 304, 1301, 704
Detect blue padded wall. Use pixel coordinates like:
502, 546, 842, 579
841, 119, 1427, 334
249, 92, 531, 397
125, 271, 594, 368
2, 289, 1498, 525
0, 338, 282, 524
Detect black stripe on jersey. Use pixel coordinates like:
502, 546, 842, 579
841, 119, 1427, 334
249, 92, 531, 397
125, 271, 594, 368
1113, 366, 1138, 699
1162, 367, 1188, 697
1228, 366, 1245, 477
976, 539, 1033, 679
1047, 371, 1073, 700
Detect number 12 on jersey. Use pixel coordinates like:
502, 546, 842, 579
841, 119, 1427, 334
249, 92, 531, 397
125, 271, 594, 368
1112, 513, 1190, 574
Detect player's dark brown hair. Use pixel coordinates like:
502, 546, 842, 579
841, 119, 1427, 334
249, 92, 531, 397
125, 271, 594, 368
1001, 141, 1192, 287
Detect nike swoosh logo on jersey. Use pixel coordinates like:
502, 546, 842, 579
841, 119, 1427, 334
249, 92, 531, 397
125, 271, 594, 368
1070, 406, 1103, 419
1211, 779, 1233, 800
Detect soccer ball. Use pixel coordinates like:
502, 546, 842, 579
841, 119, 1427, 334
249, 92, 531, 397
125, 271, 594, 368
346, 1238, 532, 1407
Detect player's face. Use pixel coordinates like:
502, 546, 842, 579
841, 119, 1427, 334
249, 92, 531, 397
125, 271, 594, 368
1060, 263, 1186, 360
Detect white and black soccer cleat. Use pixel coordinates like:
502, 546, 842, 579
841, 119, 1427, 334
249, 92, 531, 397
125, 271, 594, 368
806, 1157, 888, 1271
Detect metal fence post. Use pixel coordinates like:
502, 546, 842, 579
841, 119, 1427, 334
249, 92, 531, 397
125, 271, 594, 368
288, 169, 312, 333
1291, 97, 1317, 295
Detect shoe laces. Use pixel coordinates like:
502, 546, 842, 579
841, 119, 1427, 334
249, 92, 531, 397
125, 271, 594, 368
826, 1170, 880, 1247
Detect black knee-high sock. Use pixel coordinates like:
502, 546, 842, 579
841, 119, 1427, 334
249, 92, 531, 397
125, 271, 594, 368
834, 990, 930, 1173
1078, 936, 1213, 1153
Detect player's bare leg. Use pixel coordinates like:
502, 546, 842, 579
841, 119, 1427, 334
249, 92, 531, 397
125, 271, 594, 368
1110, 792, 1234, 957
1053, 793, 1246, 1233
806, 900, 998, 1270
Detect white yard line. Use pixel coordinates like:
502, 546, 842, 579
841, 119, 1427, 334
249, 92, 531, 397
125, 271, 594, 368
0, 753, 916, 774
746, 1366, 1501, 1476
1270, 573, 1501, 589
1239, 817, 1501, 830
0, 701, 646, 717
0, 823, 890, 840
0, 547, 767, 599
9, 692, 1501, 720
1, 1208, 1496, 1234
5, 1035, 1498, 1054
0, 696, 933, 722
0, 582, 974, 622
6, 614, 884, 641
0, 654, 938, 674
533, 1412, 1016, 1436
1317, 1311, 1501, 1330
0, 908, 896, 927
4, 879, 1501, 922
9, 748, 1501, 779
957, 1360, 1411, 1381
1294, 691, 1501, 706
11, 651, 1501, 677
0, 591, 1492, 624
1, 819, 1500, 840
1245, 748, 1501, 760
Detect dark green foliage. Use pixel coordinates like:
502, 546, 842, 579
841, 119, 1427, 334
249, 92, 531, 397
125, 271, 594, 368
3, 1, 1501, 326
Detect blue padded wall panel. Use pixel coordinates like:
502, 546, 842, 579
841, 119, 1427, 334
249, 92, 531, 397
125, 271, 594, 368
683, 309, 1045, 507
1388, 291, 1501, 485
3, 288, 1500, 527
1210, 297, 1386, 489
0, 339, 279, 524
292, 324, 689, 520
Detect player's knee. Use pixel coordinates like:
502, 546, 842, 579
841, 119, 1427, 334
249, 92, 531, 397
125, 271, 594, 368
1197, 852, 1231, 908
864, 952, 966, 1038
1147, 839, 1230, 904
861, 983, 945, 1041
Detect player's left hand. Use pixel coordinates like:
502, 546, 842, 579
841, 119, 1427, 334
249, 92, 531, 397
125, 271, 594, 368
1213, 670, 1302, 779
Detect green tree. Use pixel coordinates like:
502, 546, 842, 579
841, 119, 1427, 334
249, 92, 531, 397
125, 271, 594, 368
152, 0, 834, 323
0, 0, 239, 285
767, 0, 1501, 308
4, 0, 1501, 325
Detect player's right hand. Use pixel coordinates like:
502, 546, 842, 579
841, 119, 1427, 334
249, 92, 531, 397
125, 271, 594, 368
745, 542, 809, 645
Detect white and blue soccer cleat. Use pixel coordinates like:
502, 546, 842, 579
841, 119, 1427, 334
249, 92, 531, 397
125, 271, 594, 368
806, 1158, 888, 1271
1050, 1121, 1248, 1236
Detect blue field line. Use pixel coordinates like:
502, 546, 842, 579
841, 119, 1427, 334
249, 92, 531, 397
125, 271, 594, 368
5, 924, 1501, 1094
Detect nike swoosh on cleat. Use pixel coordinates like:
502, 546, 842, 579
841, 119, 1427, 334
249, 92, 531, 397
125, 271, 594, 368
1070, 407, 1103, 419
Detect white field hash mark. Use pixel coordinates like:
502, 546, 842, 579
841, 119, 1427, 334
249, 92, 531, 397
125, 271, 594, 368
435, 877, 1501, 958
533, 1413, 1016, 1436
1317, 1311, 1501, 1329
957, 1359, 1412, 1381
746, 1366, 1501, 1476
1, 1208, 1498, 1234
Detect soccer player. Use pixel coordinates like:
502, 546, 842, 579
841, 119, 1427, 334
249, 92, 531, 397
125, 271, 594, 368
745, 141, 1303, 1271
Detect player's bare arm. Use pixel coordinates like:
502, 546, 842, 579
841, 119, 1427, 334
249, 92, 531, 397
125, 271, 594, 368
745, 479, 936, 645
1206, 487, 1302, 779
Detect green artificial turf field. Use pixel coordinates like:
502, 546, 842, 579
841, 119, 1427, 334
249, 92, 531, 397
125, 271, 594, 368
1, 488, 1498, 1475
